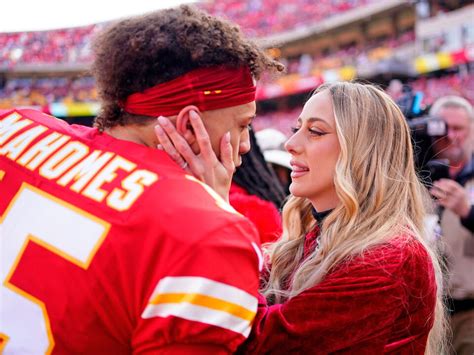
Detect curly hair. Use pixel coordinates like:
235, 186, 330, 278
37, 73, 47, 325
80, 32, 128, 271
91, 5, 284, 130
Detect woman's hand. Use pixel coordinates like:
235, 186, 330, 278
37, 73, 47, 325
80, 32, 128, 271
154, 110, 235, 202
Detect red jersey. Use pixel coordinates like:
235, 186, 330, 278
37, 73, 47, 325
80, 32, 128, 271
0, 109, 262, 354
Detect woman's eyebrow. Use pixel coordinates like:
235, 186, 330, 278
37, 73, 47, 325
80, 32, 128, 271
301, 116, 331, 128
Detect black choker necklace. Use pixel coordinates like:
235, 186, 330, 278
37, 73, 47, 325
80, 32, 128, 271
311, 207, 332, 224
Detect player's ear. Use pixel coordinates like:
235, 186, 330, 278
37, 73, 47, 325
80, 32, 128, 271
176, 105, 200, 136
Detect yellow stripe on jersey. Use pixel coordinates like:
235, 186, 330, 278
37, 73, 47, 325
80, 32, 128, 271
142, 276, 257, 336
150, 293, 255, 322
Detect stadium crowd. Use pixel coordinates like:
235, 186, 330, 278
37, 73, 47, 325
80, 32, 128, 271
3, 70, 473, 112
0, 25, 101, 68
411, 71, 474, 106
0, 76, 96, 107
1, 0, 472, 111
2, 69, 473, 120
0, 0, 372, 68
280, 30, 415, 76
199, 0, 373, 37
253, 71, 474, 135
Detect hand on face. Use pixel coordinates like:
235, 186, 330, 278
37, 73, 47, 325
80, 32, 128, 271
430, 178, 471, 218
154, 111, 235, 202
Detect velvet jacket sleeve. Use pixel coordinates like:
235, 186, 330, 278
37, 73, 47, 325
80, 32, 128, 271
240, 237, 436, 354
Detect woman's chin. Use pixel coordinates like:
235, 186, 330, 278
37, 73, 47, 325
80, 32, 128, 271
289, 184, 307, 198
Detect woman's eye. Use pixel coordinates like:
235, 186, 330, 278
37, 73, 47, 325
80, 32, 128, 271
309, 129, 326, 136
291, 126, 326, 136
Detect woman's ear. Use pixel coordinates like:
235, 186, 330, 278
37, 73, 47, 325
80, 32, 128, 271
176, 105, 200, 135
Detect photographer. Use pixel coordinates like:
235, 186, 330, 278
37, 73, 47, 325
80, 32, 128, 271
428, 96, 474, 355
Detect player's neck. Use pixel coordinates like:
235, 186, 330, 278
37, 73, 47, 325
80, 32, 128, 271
104, 124, 158, 148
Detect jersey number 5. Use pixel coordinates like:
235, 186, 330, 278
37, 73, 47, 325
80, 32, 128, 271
0, 184, 109, 354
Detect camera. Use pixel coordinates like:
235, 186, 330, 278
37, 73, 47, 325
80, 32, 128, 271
396, 86, 450, 185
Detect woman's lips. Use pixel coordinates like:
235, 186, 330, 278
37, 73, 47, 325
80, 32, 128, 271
290, 160, 309, 178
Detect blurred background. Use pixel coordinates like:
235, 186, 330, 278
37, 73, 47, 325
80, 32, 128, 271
0, 0, 473, 132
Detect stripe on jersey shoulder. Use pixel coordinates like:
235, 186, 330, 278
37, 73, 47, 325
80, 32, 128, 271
141, 276, 257, 336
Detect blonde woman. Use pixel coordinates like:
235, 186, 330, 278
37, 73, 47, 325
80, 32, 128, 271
155, 82, 447, 354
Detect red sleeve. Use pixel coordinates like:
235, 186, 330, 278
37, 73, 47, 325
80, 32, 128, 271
131, 179, 263, 354
240, 239, 436, 354
229, 190, 282, 244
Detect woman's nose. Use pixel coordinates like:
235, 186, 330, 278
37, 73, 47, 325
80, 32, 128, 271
285, 132, 301, 154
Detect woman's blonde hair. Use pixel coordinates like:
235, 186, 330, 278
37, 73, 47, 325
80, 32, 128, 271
262, 82, 447, 354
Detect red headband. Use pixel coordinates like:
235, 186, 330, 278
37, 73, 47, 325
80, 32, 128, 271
121, 66, 256, 117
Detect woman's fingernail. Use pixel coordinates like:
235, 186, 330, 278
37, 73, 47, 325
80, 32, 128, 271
157, 144, 163, 150
225, 132, 231, 142
189, 110, 198, 120
157, 116, 167, 125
